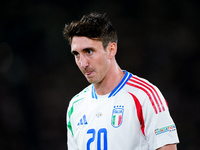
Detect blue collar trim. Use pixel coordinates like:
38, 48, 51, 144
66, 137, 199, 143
91, 71, 132, 99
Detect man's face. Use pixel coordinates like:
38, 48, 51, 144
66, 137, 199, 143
71, 36, 111, 84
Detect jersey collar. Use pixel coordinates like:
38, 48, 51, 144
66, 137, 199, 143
91, 70, 132, 99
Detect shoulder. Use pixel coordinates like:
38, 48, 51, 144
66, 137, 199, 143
125, 72, 167, 114
125, 73, 159, 94
69, 84, 92, 104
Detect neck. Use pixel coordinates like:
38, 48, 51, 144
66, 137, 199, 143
93, 62, 125, 95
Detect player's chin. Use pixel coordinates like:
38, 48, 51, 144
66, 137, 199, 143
85, 76, 98, 84
85, 77, 94, 83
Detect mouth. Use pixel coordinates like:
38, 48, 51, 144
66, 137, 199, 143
85, 71, 93, 76
84, 69, 94, 77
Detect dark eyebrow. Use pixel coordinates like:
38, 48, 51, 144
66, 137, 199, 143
83, 47, 95, 52
71, 47, 94, 55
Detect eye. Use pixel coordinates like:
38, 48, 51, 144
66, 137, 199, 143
72, 51, 79, 57
86, 49, 93, 55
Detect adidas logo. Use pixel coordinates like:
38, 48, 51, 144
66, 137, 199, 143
77, 114, 88, 126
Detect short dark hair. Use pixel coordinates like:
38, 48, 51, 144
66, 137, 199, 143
63, 12, 118, 49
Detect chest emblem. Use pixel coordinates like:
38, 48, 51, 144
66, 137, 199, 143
111, 105, 124, 128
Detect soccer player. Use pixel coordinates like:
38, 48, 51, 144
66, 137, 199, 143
63, 12, 179, 150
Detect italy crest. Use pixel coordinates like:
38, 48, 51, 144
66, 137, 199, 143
111, 105, 124, 128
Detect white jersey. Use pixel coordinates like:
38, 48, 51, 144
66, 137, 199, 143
66, 71, 179, 150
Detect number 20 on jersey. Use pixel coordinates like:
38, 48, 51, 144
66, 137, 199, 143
87, 128, 107, 150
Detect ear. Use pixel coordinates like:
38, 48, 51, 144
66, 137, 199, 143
107, 42, 117, 59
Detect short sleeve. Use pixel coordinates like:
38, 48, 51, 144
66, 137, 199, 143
142, 86, 179, 150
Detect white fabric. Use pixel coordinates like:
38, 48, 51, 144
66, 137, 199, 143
66, 71, 179, 150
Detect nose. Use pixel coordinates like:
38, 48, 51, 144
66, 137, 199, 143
79, 55, 88, 68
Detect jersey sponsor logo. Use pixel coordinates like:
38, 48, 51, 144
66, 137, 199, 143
155, 124, 176, 135
111, 105, 124, 128
77, 114, 88, 126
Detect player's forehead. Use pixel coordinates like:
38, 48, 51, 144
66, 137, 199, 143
71, 36, 103, 52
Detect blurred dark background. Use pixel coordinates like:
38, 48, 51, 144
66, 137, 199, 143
0, 0, 199, 149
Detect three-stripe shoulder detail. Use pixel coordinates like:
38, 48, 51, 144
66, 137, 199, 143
67, 98, 84, 136
126, 76, 165, 114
